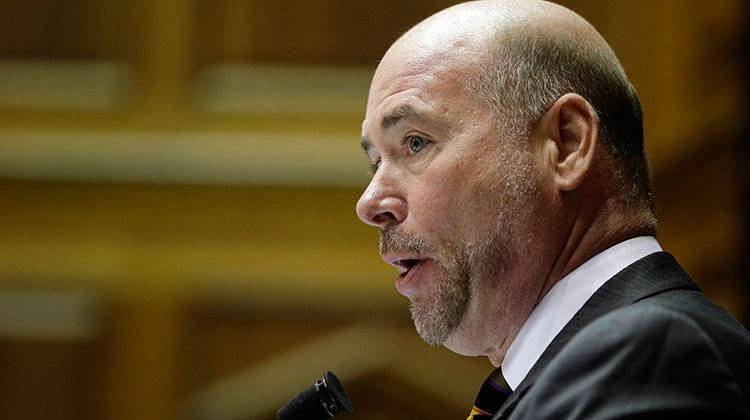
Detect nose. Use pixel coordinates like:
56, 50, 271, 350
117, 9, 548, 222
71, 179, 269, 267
356, 172, 407, 228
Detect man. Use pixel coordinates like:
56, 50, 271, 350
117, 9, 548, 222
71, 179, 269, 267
355, 1, 750, 419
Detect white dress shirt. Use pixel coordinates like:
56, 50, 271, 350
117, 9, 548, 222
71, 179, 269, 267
501, 236, 663, 390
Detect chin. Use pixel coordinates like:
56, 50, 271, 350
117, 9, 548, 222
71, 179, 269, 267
442, 326, 489, 357
439, 297, 495, 357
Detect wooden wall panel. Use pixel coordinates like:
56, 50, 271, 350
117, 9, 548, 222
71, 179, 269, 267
0, 339, 108, 420
0, 1, 747, 419
0, 0, 125, 59
193, 0, 460, 65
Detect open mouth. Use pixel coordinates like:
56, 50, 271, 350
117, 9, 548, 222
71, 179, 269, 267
383, 254, 430, 297
393, 258, 424, 276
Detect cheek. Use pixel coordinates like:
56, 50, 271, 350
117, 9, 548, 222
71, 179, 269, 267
406, 168, 466, 237
408, 184, 455, 232
404, 137, 500, 240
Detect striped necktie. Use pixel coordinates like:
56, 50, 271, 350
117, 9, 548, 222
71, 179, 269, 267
467, 368, 512, 420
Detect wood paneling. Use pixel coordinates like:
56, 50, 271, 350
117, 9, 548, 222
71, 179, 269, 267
0, 0, 125, 59
0, 1, 747, 419
193, 0, 460, 65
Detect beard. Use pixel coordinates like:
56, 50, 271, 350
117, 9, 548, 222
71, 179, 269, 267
378, 144, 534, 347
379, 224, 512, 346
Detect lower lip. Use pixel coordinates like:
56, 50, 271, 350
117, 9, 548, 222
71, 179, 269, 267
394, 260, 429, 298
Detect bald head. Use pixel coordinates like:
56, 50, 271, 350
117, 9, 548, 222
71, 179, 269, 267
392, 0, 601, 44
373, 0, 653, 214
381, 0, 616, 81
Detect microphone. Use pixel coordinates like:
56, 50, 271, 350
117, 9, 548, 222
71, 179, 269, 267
277, 371, 353, 419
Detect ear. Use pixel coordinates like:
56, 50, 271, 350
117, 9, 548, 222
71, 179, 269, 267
536, 93, 599, 192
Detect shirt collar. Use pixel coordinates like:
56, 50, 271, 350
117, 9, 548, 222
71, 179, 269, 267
501, 236, 662, 390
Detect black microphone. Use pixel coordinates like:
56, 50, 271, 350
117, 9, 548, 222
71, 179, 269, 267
277, 371, 353, 419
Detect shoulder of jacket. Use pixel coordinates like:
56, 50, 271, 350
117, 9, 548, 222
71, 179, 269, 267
568, 300, 717, 355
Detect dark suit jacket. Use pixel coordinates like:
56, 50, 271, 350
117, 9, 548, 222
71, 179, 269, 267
492, 252, 750, 419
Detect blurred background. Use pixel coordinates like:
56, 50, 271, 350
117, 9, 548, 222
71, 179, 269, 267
0, 0, 747, 419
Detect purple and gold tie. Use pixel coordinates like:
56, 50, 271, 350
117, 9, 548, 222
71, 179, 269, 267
467, 368, 512, 420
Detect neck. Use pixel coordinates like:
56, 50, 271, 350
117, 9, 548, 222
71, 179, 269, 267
539, 194, 654, 301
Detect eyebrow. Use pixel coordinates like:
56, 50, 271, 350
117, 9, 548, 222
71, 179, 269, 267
360, 103, 423, 154
381, 104, 419, 130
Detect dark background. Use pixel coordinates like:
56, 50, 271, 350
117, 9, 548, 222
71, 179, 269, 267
0, 1, 747, 419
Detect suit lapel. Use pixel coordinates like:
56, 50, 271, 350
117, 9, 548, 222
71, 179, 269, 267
492, 252, 698, 419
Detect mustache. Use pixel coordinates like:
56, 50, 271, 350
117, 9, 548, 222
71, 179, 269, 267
379, 228, 434, 256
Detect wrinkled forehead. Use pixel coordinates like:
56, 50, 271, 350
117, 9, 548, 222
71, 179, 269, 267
366, 38, 484, 115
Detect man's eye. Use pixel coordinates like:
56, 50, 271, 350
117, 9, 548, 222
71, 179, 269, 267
369, 158, 381, 175
406, 135, 427, 154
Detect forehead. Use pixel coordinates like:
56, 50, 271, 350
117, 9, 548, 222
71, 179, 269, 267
368, 34, 480, 105
363, 50, 480, 136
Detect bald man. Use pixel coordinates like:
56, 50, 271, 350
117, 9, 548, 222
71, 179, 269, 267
356, 1, 750, 419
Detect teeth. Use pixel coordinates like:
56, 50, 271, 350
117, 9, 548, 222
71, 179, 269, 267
387, 257, 425, 275
392, 258, 420, 274
392, 260, 405, 274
